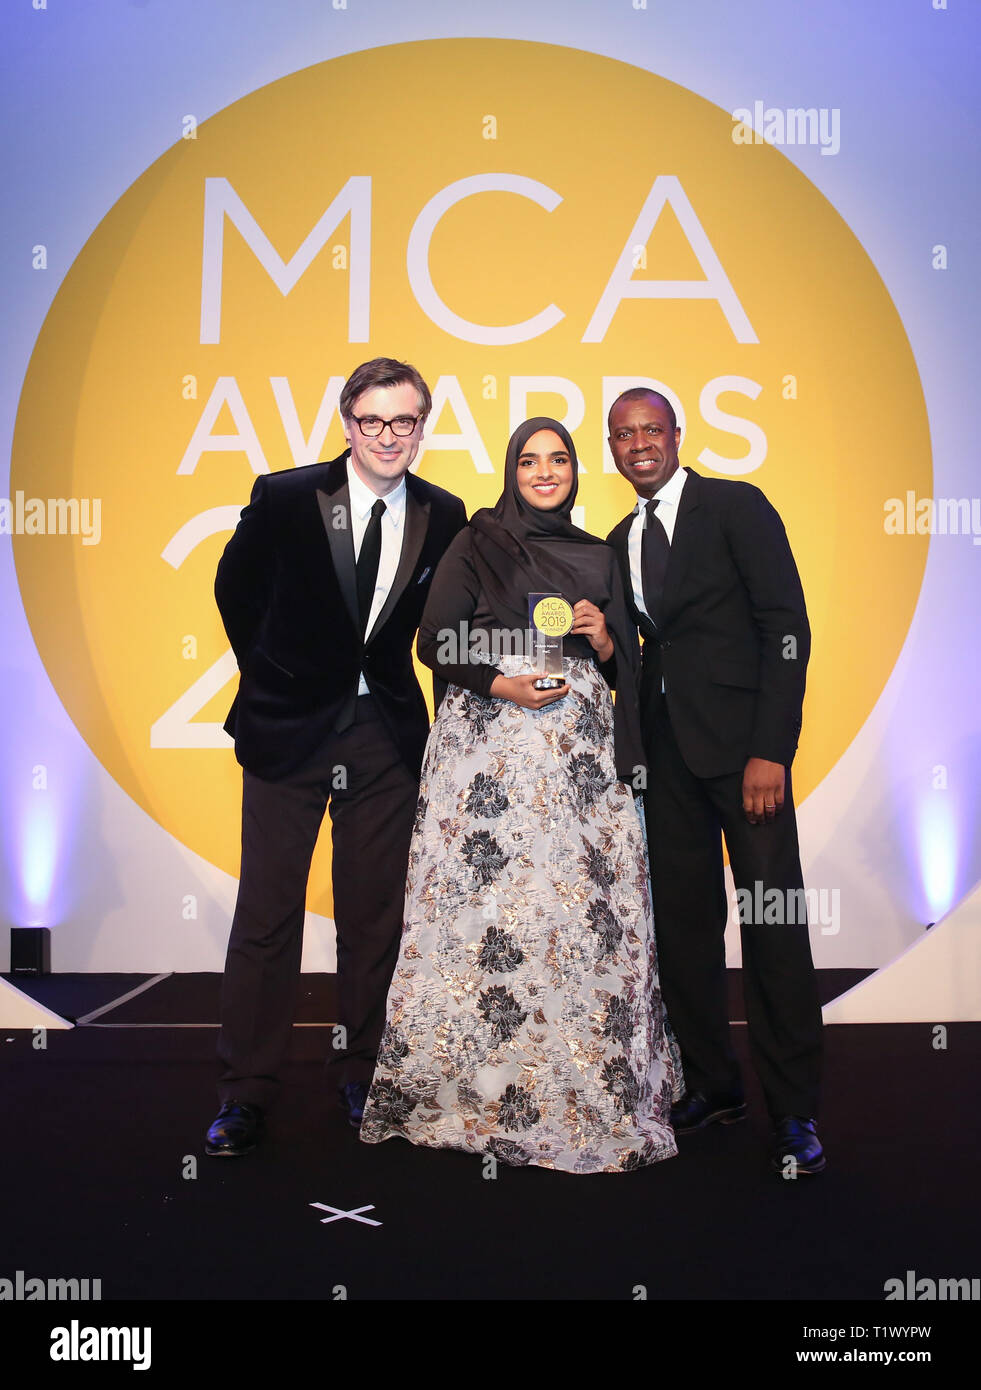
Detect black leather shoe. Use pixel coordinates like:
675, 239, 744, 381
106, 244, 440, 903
340, 1082, 369, 1130
670, 1089, 747, 1133
771, 1116, 826, 1175
205, 1100, 263, 1157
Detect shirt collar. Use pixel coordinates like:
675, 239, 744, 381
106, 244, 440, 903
634, 464, 687, 514
346, 458, 407, 523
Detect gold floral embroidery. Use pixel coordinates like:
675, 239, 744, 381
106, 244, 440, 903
361, 657, 681, 1175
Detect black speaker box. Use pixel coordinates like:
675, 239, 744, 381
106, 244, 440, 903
10, 927, 51, 976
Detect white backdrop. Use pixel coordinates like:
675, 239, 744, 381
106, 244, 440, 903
1, 0, 978, 979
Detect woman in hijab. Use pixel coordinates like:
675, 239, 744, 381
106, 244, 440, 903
360, 418, 680, 1174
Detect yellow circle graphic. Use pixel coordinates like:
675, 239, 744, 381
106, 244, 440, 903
532, 597, 575, 636
12, 40, 930, 915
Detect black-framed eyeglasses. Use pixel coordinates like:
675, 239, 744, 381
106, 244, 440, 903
350, 414, 422, 438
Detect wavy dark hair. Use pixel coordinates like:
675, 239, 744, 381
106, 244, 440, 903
339, 357, 432, 421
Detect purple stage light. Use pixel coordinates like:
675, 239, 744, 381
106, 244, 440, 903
916, 792, 958, 925
17, 794, 59, 925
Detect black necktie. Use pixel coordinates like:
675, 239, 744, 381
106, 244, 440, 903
356, 498, 386, 636
640, 498, 670, 628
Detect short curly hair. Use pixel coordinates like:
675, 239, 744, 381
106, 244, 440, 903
607, 387, 677, 434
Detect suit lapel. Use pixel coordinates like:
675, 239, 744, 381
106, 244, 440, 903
661, 467, 702, 625
316, 456, 359, 631
365, 475, 430, 642
610, 510, 657, 642
608, 514, 634, 606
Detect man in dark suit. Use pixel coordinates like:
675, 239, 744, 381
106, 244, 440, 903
205, 358, 467, 1155
606, 388, 824, 1176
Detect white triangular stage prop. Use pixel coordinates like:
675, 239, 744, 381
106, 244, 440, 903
823, 879, 981, 1023
0, 975, 73, 1028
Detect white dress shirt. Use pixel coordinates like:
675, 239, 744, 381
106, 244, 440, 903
347, 460, 407, 695
626, 464, 687, 625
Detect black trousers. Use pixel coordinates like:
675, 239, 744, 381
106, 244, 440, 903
217, 697, 418, 1108
643, 699, 823, 1118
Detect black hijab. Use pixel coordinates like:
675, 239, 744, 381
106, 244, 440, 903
469, 417, 607, 626
469, 416, 645, 783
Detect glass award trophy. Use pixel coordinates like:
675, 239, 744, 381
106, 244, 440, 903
529, 593, 575, 690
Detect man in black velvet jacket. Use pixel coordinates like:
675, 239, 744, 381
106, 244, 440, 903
606, 387, 824, 1176
205, 358, 466, 1155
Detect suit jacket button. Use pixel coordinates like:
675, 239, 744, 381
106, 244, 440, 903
660, 640, 671, 649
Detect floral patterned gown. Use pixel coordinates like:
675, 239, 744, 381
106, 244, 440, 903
360, 653, 681, 1174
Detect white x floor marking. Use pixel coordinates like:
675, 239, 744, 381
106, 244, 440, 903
310, 1202, 382, 1227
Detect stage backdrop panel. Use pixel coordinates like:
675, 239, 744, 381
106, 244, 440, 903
1, 3, 978, 1002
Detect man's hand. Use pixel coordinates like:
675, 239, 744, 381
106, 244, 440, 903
742, 757, 785, 825
490, 673, 570, 710
571, 599, 613, 663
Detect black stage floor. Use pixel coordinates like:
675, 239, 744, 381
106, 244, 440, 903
2, 971, 978, 1361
